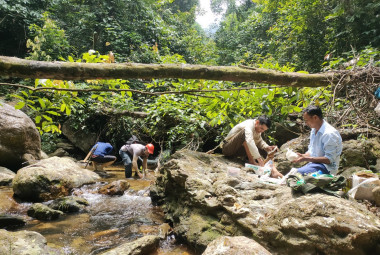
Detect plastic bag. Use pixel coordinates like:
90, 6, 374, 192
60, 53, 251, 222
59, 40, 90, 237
286, 148, 299, 161
348, 172, 380, 201
227, 166, 241, 177
245, 161, 272, 176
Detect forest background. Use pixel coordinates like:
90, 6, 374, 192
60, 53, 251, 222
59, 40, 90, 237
1, 0, 379, 156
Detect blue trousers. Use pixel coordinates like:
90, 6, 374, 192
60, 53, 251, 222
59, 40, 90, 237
297, 162, 329, 175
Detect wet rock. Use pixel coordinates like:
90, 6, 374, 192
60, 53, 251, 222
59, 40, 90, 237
158, 223, 172, 239
100, 235, 160, 255
94, 169, 112, 178
0, 214, 26, 229
98, 180, 130, 196
89, 229, 119, 239
0, 166, 15, 186
152, 150, 380, 254
27, 203, 64, 220
48, 196, 89, 212
12, 157, 100, 202
0, 102, 44, 170
0, 229, 60, 254
202, 236, 272, 255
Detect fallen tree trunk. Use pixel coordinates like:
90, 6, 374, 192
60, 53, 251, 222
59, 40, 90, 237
0, 56, 335, 87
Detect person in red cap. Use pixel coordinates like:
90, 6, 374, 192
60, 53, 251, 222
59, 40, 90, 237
119, 142, 154, 178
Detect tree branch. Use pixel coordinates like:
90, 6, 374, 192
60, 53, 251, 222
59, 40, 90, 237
0, 56, 339, 87
0, 82, 280, 96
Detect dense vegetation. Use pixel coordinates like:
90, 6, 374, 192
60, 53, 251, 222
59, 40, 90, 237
1, 0, 379, 154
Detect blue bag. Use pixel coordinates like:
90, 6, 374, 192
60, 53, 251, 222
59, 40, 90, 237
375, 87, 380, 99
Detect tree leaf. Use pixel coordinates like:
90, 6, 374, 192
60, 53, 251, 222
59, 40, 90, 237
14, 101, 25, 109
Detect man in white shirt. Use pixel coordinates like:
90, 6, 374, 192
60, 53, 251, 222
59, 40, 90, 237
293, 105, 342, 175
222, 115, 278, 168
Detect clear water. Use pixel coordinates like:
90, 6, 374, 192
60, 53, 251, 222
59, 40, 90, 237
0, 168, 196, 255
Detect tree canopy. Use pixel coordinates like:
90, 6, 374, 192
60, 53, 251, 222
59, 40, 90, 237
0, 0, 379, 152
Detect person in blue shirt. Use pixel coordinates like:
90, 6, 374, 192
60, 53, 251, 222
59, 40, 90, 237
90, 142, 117, 170
293, 105, 343, 175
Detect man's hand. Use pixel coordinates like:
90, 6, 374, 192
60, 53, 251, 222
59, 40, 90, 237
292, 153, 307, 163
293, 153, 331, 164
256, 157, 265, 167
266, 146, 278, 153
142, 169, 146, 179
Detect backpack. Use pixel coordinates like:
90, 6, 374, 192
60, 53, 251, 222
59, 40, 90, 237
125, 135, 146, 146
287, 173, 347, 197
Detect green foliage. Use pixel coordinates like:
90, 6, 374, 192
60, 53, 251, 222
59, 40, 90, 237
2, 0, 378, 153
0, 0, 47, 57
323, 46, 380, 70
40, 132, 60, 154
215, 0, 380, 72
26, 12, 70, 61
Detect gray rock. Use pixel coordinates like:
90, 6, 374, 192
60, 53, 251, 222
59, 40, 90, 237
340, 137, 380, 169
0, 214, 26, 229
100, 235, 160, 255
202, 236, 272, 255
0, 166, 15, 186
61, 119, 97, 153
12, 156, 100, 201
152, 150, 380, 254
48, 196, 89, 212
27, 203, 64, 220
0, 229, 61, 254
339, 166, 368, 180
49, 147, 70, 157
0, 102, 43, 170
98, 180, 130, 196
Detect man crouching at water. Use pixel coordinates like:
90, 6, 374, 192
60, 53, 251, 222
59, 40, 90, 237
119, 143, 154, 179
222, 115, 283, 178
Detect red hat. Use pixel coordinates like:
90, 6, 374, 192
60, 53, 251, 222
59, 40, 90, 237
146, 143, 154, 154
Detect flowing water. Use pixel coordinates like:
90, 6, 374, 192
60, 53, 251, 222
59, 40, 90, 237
0, 167, 196, 255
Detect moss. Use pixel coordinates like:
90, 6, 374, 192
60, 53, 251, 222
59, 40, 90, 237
199, 229, 223, 244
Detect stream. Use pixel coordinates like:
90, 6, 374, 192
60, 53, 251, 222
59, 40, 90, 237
0, 167, 196, 255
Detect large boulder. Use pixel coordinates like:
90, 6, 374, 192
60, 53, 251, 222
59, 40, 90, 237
12, 157, 100, 201
100, 235, 160, 255
0, 214, 26, 229
48, 196, 89, 212
27, 203, 64, 221
0, 102, 44, 170
151, 150, 380, 254
61, 119, 97, 154
340, 137, 380, 169
202, 236, 272, 255
0, 229, 60, 254
0, 166, 16, 186
98, 180, 130, 196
